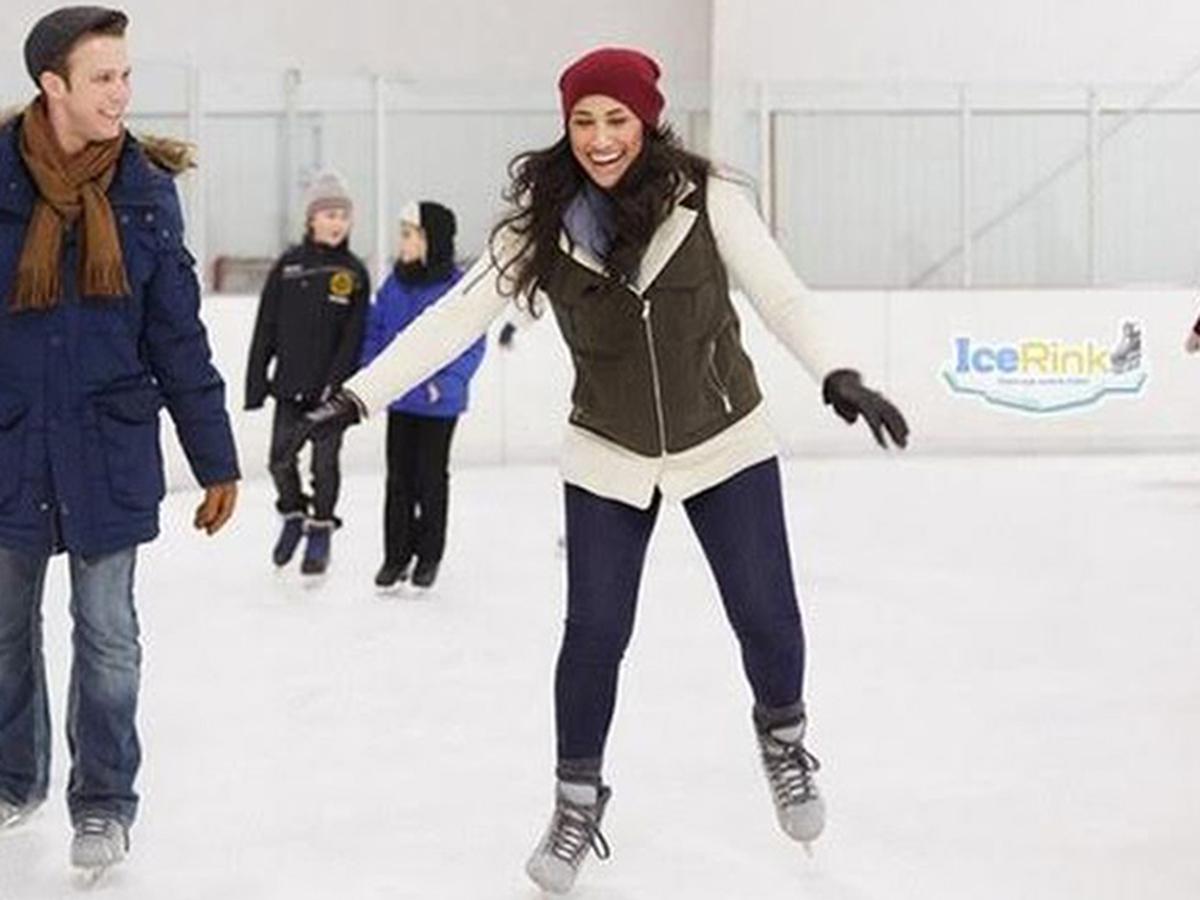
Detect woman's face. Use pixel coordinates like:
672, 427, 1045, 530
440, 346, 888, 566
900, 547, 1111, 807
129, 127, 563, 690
568, 95, 644, 190
397, 221, 428, 265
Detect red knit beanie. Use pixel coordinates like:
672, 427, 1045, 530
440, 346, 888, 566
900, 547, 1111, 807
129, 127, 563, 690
558, 47, 664, 127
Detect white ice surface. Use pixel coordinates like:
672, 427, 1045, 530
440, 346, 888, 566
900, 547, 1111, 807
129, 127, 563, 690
1, 454, 1198, 899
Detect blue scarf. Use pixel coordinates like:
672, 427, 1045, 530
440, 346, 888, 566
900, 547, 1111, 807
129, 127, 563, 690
563, 181, 616, 264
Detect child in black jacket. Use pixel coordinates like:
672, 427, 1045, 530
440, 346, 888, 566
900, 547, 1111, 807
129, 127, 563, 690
245, 170, 369, 574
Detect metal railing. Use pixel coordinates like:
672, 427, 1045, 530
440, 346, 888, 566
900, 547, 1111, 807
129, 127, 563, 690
7, 59, 1200, 291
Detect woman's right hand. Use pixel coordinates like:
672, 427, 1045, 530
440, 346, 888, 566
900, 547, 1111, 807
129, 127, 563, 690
1185, 332, 1200, 354
280, 389, 366, 462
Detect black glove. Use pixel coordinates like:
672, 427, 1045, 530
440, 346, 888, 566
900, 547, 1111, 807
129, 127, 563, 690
300, 384, 335, 412
822, 369, 909, 449
244, 387, 267, 412
282, 388, 366, 460
498, 321, 517, 348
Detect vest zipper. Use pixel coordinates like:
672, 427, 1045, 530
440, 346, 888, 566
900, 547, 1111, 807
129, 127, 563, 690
639, 295, 668, 455
708, 342, 734, 414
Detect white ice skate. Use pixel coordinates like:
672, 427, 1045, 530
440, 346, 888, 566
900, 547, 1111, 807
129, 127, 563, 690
755, 716, 825, 850
0, 797, 39, 831
70, 815, 128, 885
525, 781, 611, 894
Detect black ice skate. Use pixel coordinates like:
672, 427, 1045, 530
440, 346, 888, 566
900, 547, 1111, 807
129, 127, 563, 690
272, 511, 306, 566
301, 520, 334, 575
375, 558, 411, 588
410, 559, 439, 589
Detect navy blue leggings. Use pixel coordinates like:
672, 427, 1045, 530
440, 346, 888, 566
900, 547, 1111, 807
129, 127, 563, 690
556, 458, 805, 775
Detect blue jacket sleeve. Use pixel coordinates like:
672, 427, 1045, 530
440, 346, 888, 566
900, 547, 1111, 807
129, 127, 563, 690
143, 183, 241, 486
438, 334, 486, 388
360, 283, 392, 368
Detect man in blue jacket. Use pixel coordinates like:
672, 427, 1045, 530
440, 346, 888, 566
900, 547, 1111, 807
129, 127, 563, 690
0, 7, 239, 877
361, 201, 484, 589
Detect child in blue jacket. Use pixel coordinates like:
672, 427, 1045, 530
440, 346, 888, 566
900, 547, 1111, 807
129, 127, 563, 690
360, 201, 485, 588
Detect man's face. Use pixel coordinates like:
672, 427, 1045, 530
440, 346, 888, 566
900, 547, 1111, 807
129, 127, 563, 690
41, 34, 131, 148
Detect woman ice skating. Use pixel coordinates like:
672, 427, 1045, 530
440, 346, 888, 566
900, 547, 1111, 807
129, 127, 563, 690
296, 46, 908, 893
245, 170, 369, 575
360, 201, 485, 589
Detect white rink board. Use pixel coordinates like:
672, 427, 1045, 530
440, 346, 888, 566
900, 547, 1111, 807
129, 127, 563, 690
163, 289, 1200, 489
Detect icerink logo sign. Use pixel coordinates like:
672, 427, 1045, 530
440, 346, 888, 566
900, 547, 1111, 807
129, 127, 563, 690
942, 321, 1148, 414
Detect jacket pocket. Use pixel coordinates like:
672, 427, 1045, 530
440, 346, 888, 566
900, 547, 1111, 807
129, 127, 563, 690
0, 391, 29, 508
92, 384, 166, 510
707, 340, 734, 416
116, 207, 168, 289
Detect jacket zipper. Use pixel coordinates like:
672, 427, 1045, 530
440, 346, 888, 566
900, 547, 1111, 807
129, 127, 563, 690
638, 293, 668, 455
708, 342, 734, 414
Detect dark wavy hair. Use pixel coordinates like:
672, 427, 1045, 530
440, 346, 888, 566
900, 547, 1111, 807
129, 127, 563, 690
488, 124, 714, 305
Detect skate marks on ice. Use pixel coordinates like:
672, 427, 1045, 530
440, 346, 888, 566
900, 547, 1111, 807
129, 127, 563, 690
0, 830, 129, 897
4, 459, 1198, 900
0, 828, 52, 897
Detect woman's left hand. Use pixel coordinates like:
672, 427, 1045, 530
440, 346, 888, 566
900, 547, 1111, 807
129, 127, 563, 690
822, 369, 909, 449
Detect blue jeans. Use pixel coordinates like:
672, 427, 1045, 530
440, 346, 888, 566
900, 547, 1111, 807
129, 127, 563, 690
556, 458, 806, 777
0, 545, 141, 826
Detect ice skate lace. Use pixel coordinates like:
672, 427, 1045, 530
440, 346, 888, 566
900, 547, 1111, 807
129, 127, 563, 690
761, 733, 821, 806
77, 815, 127, 852
548, 798, 611, 865
78, 815, 114, 838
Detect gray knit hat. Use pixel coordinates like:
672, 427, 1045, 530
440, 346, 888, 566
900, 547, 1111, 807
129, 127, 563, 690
24, 6, 128, 86
304, 170, 353, 219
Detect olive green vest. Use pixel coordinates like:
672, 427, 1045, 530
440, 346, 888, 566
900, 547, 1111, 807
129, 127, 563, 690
543, 181, 763, 456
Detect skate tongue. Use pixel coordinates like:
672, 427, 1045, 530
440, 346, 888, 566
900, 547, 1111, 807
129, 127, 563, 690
771, 722, 806, 744
558, 781, 599, 806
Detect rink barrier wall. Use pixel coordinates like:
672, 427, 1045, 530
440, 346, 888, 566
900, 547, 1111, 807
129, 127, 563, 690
161, 289, 1200, 491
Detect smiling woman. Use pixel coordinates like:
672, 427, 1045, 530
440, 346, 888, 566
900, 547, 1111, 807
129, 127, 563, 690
294, 43, 907, 895
567, 97, 645, 189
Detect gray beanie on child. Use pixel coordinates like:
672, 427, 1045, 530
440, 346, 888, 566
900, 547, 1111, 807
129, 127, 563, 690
304, 170, 353, 219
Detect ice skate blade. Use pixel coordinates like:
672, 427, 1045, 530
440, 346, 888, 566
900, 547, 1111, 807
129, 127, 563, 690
525, 856, 576, 895
73, 865, 111, 888
299, 570, 329, 589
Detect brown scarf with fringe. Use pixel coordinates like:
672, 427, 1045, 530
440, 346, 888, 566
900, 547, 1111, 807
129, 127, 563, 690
11, 99, 130, 311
